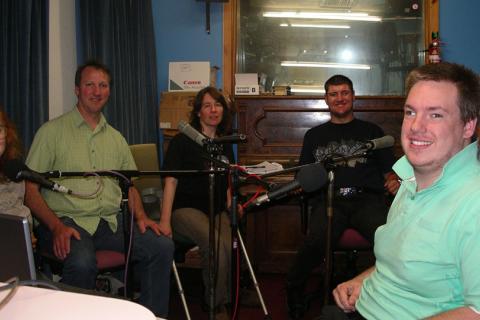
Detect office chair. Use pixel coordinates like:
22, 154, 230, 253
37, 249, 127, 295
129, 143, 200, 264
129, 143, 163, 220
129, 143, 193, 319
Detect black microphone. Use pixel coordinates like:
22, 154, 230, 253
363, 135, 394, 151
212, 134, 247, 144
178, 120, 207, 146
247, 163, 327, 209
4, 159, 72, 194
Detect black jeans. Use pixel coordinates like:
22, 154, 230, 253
317, 305, 367, 320
286, 191, 388, 290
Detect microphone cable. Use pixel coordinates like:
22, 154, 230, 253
228, 164, 265, 211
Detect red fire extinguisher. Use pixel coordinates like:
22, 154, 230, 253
428, 32, 441, 64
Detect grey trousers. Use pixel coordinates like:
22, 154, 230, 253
172, 208, 231, 308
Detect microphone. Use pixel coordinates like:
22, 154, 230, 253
4, 159, 72, 194
178, 120, 248, 145
178, 120, 207, 147
212, 134, 247, 144
247, 163, 327, 209
363, 135, 394, 151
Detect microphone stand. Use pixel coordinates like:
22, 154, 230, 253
205, 143, 219, 320
323, 170, 334, 305
203, 141, 228, 320
230, 166, 240, 320
117, 176, 135, 298
230, 165, 271, 320
46, 150, 268, 318
321, 150, 369, 304
201, 146, 273, 319
42, 168, 227, 304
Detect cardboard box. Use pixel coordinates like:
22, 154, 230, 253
235, 73, 259, 95
159, 91, 196, 130
169, 62, 210, 92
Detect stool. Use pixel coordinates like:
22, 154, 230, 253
332, 228, 372, 286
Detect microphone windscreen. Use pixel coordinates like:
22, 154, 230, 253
374, 135, 395, 150
297, 163, 327, 192
3, 159, 28, 182
177, 120, 188, 132
178, 120, 206, 146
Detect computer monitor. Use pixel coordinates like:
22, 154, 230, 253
0, 213, 36, 281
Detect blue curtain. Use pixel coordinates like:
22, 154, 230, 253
77, 0, 159, 144
0, 0, 49, 151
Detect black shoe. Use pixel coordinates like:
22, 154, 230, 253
286, 286, 306, 319
240, 288, 261, 307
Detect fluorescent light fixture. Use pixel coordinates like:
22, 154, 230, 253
281, 61, 371, 70
264, 11, 382, 22
340, 49, 353, 61
290, 86, 326, 94
280, 23, 350, 29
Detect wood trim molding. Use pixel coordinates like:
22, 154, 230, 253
222, 0, 236, 96
424, 0, 440, 63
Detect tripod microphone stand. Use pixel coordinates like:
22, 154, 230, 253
204, 142, 223, 320
229, 166, 271, 320
201, 142, 271, 320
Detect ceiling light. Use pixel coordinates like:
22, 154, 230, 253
340, 50, 353, 61
281, 61, 371, 70
280, 23, 350, 29
264, 11, 382, 22
290, 86, 326, 94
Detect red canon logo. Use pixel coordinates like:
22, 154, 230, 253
184, 80, 201, 85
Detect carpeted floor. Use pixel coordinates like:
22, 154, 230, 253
168, 270, 325, 320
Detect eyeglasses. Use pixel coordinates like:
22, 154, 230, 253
0, 125, 6, 137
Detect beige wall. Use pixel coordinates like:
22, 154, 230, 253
48, 0, 77, 119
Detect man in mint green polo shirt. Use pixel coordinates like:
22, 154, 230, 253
25, 60, 174, 318
322, 62, 480, 320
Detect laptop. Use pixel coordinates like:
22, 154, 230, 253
0, 213, 37, 281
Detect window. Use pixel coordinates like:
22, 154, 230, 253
227, 0, 437, 96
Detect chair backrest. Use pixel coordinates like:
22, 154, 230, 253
129, 143, 163, 220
